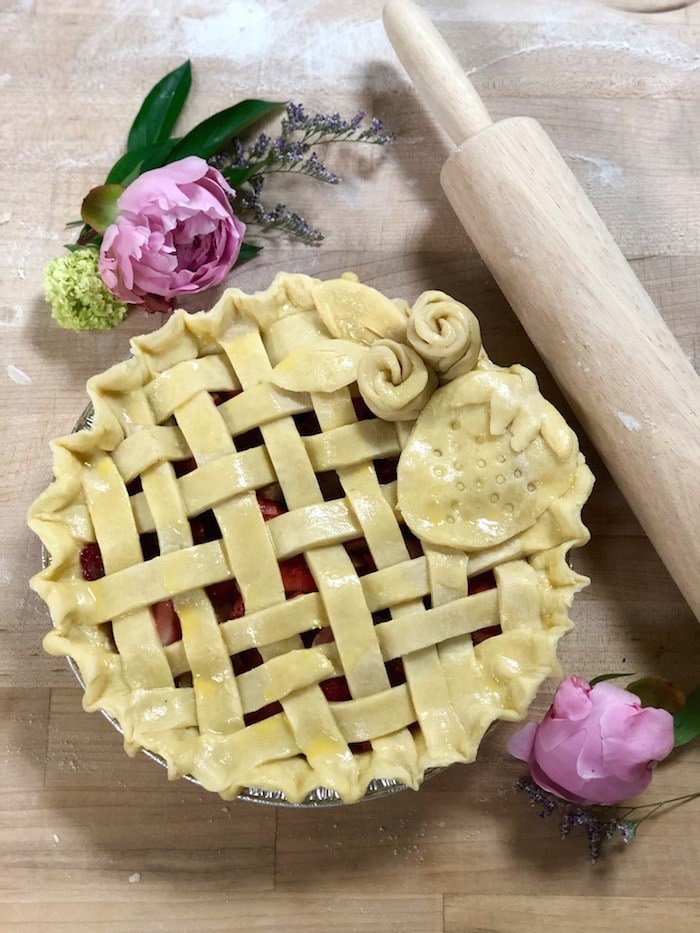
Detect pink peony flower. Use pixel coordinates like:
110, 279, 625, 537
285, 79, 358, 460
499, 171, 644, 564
508, 676, 674, 806
99, 156, 245, 312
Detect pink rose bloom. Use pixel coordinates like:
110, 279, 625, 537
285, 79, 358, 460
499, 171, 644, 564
508, 676, 674, 805
99, 156, 245, 312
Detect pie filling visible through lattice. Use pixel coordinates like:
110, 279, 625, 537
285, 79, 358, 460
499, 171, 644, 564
29, 272, 594, 803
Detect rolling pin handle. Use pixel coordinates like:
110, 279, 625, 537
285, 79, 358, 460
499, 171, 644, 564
382, 0, 493, 144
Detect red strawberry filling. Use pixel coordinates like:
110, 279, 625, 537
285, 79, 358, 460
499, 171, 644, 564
279, 554, 317, 596
151, 599, 182, 646
210, 390, 239, 407
79, 542, 104, 581
293, 411, 323, 436
173, 456, 197, 478
344, 537, 377, 576
256, 493, 285, 521
471, 625, 502, 646
319, 676, 352, 703
244, 701, 283, 726
373, 457, 398, 485
351, 395, 373, 421
469, 569, 497, 595
468, 570, 501, 645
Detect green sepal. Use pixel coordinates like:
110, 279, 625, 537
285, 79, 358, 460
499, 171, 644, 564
127, 60, 192, 151
236, 242, 262, 264
627, 677, 686, 714
166, 99, 286, 163
81, 185, 123, 234
223, 164, 261, 188
64, 242, 99, 252
673, 687, 700, 747
589, 672, 635, 687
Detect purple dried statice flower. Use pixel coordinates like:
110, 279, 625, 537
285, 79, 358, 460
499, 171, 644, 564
279, 103, 394, 145
516, 778, 642, 863
300, 152, 339, 184
247, 133, 272, 160
281, 102, 307, 134
215, 100, 394, 246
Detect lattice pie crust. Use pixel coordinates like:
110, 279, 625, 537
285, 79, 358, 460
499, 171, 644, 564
29, 272, 593, 803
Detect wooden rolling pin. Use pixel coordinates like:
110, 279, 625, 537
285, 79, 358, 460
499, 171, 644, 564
383, 0, 700, 620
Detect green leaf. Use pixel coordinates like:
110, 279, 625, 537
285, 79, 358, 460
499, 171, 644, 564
127, 60, 192, 152
80, 185, 123, 234
589, 672, 635, 687
236, 242, 262, 264
674, 687, 700, 747
76, 224, 101, 247
627, 677, 686, 714
105, 139, 181, 186
64, 242, 99, 252
166, 99, 285, 163
223, 164, 260, 188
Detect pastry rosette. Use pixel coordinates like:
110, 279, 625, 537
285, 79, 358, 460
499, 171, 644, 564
357, 338, 437, 421
406, 290, 482, 381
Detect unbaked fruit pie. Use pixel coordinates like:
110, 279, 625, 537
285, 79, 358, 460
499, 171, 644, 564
29, 273, 593, 804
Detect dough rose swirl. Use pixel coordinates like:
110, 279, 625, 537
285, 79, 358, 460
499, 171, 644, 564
407, 290, 482, 381
357, 338, 437, 421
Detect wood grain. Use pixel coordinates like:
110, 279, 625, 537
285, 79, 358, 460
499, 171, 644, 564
0, 0, 698, 929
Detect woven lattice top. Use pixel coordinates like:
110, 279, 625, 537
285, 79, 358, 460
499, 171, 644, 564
30, 272, 593, 803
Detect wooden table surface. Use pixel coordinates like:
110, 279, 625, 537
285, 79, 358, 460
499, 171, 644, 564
1, 1, 699, 930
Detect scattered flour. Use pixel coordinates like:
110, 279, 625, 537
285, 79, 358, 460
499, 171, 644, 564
56, 146, 121, 171
431, 0, 624, 23
7, 364, 31, 385
617, 411, 642, 431
80, 0, 396, 92
0, 561, 10, 586
466, 30, 698, 77
565, 154, 624, 188
128, 872, 141, 884
76, 0, 698, 103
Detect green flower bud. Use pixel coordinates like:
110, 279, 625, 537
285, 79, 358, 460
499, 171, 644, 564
44, 248, 129, 331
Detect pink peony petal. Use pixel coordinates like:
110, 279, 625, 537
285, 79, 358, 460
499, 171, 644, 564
506, 722, 538, 762
550, 676, 592, 722
533, 729, 588, 795
600, 706, 674, 779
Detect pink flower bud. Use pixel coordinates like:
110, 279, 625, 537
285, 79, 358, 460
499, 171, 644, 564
508, 676, 675, 805
99, 156, 245, 312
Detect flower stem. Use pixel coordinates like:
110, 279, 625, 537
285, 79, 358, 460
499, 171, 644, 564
619, 792, 700, 827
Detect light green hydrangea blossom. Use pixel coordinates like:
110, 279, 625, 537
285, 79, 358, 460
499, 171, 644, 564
44, 248, 128, 331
